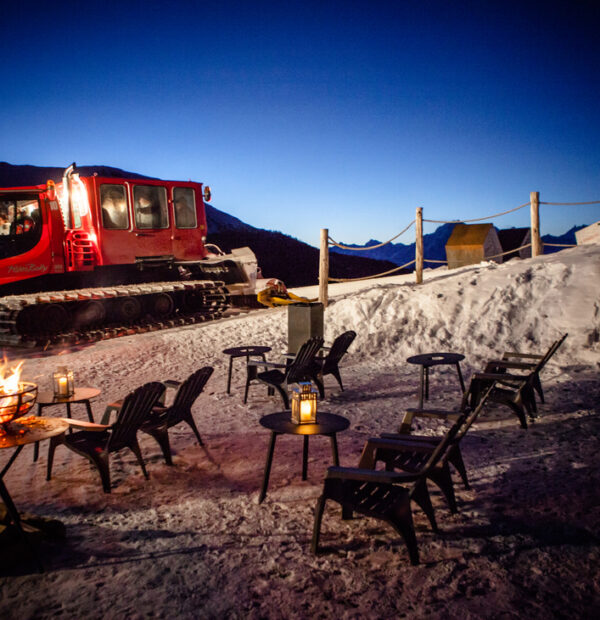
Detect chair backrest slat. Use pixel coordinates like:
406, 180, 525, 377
417, 383, 494, 477
454, 383, 494, 442
322, 330, 356, 374
535, 332, 568, 374
287, 337, 324, 384
418, 412, 467, 475
108, 382, 165, 451
169, 367, 213, 426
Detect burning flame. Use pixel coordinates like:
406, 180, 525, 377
0, 358, 24, 395
0, 358, 29, 429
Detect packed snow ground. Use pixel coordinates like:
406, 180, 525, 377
1, 245, 599, 618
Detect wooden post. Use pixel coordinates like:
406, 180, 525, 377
415, 207, 423, 284
530, 191, 542, 257
319, 228, 329, 308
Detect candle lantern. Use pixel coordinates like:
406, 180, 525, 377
53, 367, 74, 398
291, 382, 318, 424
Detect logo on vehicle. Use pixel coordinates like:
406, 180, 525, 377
7, 263, 47, 273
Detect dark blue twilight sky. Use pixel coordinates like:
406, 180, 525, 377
1, 0, 598, 245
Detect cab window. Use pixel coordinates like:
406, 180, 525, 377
100, 184, 129, 229
173, 187, 197, 229
133, 185, 168, 229
0, 196, 43, 259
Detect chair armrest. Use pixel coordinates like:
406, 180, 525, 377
486, 360, 536, 371
360, 434, 439, 467
100, 401, 122, 425
150, 405, 168, 414
286, 345, 330, 360
326, 466, 418, 484
248, 360, 286, 369
380, 433, 439, 444
473, 372, 527, 383
404, 408, 461, 421
366, 437, 438, 452
59, 418, 111, 431
397, 407, 458, 434
502, 352, 543, 361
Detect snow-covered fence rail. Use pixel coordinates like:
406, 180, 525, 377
319, 193, 600, 306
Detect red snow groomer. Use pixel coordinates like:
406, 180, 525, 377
0, 164, 258, 346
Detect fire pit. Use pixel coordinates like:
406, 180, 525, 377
0, 360, 37, 433
0, 382, 38, 430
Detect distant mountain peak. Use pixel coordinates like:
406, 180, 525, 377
0, 161, 156, 186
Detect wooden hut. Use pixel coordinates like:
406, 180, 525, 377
575, 221, 600, 245
497, 228, 531, 260
445, 223, 503, 269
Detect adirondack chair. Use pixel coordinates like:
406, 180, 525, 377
365, 384, 494, 512
311, 414, 465, 564
469, 335, 567, 428
140, 366, 214, 465
247, 337, 324, 408
47, 382, 165, 493
393, 380, 492, 487
484, 333, 567, 405
308, 330, 356, 397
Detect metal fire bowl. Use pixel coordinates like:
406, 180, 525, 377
0, 382, 38, 427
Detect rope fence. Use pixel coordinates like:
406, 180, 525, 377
541, 200, 600, 206
423, 201, 530, 224
328, 220, 414, 251
317, 191, 599, 306
423, 241, 539, 264
329, 259, 416, 283
482, 243, 532, 261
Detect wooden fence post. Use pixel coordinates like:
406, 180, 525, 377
530, 191, 542, 257
319, 228, 329, 308
415, 207, 423, 284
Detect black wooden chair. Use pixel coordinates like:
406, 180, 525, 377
308, 330, 356, 397
469, 334, 567, 428
367, 383, 494, 512
247, 336, 324, 409
47, 381, 165, 493
483, 333, 567, 406
140, 366, 213, 465
311, 415, 464, 564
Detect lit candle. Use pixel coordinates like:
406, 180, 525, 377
58, 376, 68, 396
300, 399, 313, 423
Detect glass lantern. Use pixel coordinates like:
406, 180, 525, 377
53, 367, 74, 398
291, 382, 318, 424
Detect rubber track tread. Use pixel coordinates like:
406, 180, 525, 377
0, 280, 230, 348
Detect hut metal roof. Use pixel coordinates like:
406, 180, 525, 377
446, 223, 494, 247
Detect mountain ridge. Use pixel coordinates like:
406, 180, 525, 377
331, 222, 584, 266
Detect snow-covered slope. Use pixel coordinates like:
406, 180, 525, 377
297, 243, 599, 367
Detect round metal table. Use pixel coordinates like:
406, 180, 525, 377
222, 345, 271, 399
406, 352, 466, 408
34, 387, 101, 461
258, 411, 350, 503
